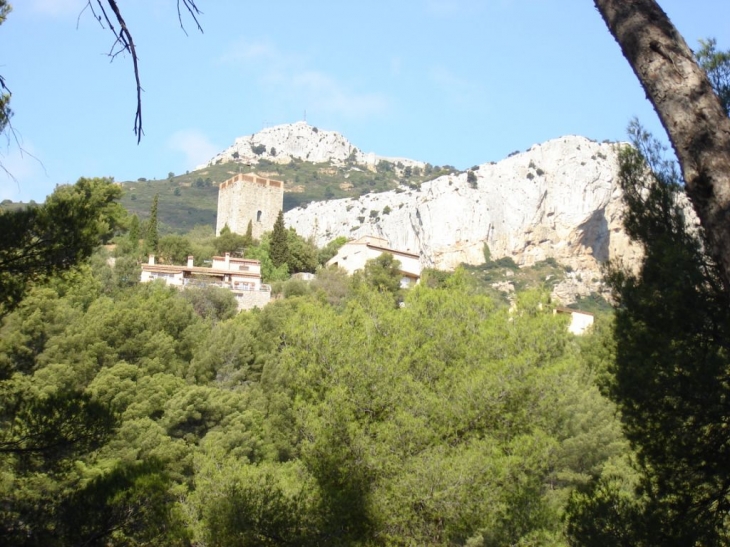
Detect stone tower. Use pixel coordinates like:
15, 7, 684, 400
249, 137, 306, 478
216, 173, 284, 239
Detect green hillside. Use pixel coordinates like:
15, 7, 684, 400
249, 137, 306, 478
118, 158, 458, 233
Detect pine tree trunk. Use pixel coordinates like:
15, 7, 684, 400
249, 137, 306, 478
594, 0, 730, 291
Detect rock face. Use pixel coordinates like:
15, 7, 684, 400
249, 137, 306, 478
200, 121, 425, 170
284, 135, 644, 304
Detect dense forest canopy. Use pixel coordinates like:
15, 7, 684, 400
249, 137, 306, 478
2, 1, 730, 545
0, 240, 625, 544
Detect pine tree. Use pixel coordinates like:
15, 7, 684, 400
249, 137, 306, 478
128, 214, 140, 250
269, 210, 289, 268
244, 220, 254, 247
566, 122, 730, 546
145, 194, 159, 255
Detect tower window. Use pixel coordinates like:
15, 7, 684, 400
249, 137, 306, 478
256, 210, 262, 222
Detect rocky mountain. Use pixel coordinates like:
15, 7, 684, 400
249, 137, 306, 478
200, 121, 425, 170
283, 135, 644, 304
199, 122, 650, 305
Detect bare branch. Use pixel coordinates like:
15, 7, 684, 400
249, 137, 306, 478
80, 1, 203, 144
177, 0, 204, 36
98, 1, 143, 142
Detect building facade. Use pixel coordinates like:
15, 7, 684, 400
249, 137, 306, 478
140, 253, 271, 311
554, 307, 595, 335
326, 235, 422, 287
216, 173, 284, 239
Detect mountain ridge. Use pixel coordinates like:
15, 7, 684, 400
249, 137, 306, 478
198, 121, 428, 171
123, 122, 646, 304
281, 133, 642, 304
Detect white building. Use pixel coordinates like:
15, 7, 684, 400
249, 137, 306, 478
140, 253, 271, 310
326, 235, 422, 288
554, 307, 595, 335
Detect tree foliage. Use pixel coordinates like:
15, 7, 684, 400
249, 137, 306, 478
566, 122, 730, 545
286, 229, 318, 274
353, 252, 403, 303
158, 234, 192, 265
269, 210, 289, 268
214, 223, 251, 257
696, 38, 730, 116
145, 193, 159, 255
0, 177, 123, 315
0, 233, 625, 545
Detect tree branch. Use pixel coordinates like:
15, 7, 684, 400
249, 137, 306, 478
178, 0, 204, 36
83, 1, 203, 143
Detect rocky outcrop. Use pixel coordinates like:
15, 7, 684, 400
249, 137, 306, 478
285, 135, 644, 304
200, 121, 425, 170
205, 123, 652, 304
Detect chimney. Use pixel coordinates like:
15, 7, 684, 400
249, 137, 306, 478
225, 252, 231, 269
187, 255, 194, 268
148, 254, 155, 265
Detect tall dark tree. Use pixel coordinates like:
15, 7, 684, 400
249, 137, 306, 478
128, 213, 140, 250
566, 123, 730, 545
565, 30, 730, 543
594, 0, 730, 292
245, 219, 254, 245
269, 210, 289, 269
145, 193, 159, 255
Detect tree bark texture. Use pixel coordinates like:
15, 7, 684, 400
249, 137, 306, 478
594, 0, 730, 291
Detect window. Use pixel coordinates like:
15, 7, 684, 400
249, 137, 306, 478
256, 210, 262, 222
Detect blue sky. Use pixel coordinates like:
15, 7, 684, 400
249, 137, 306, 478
1, 0, 729, 202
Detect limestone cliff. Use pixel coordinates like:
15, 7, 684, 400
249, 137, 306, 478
200, 121, 424, 170
284, 135, 644, 304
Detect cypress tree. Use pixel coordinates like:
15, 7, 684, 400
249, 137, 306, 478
128, 214, 140, 250
269, 210, 289, 268
244, 220, 254, 246
145, 194, 159, 254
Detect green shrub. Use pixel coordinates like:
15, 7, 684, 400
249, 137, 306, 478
467, 170, 478, 188
495, 256, 519, 269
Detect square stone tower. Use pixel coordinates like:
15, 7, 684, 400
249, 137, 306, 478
216, 173, 284, 239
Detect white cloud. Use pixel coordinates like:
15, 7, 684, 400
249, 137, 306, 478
221, 39, 390, 120
429, 65, 483, 108
290, 70, 388, 118
167, 129, 219, 170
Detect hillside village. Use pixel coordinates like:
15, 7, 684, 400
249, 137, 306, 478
120, 120, 636, 341
123, 121, 647, 310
